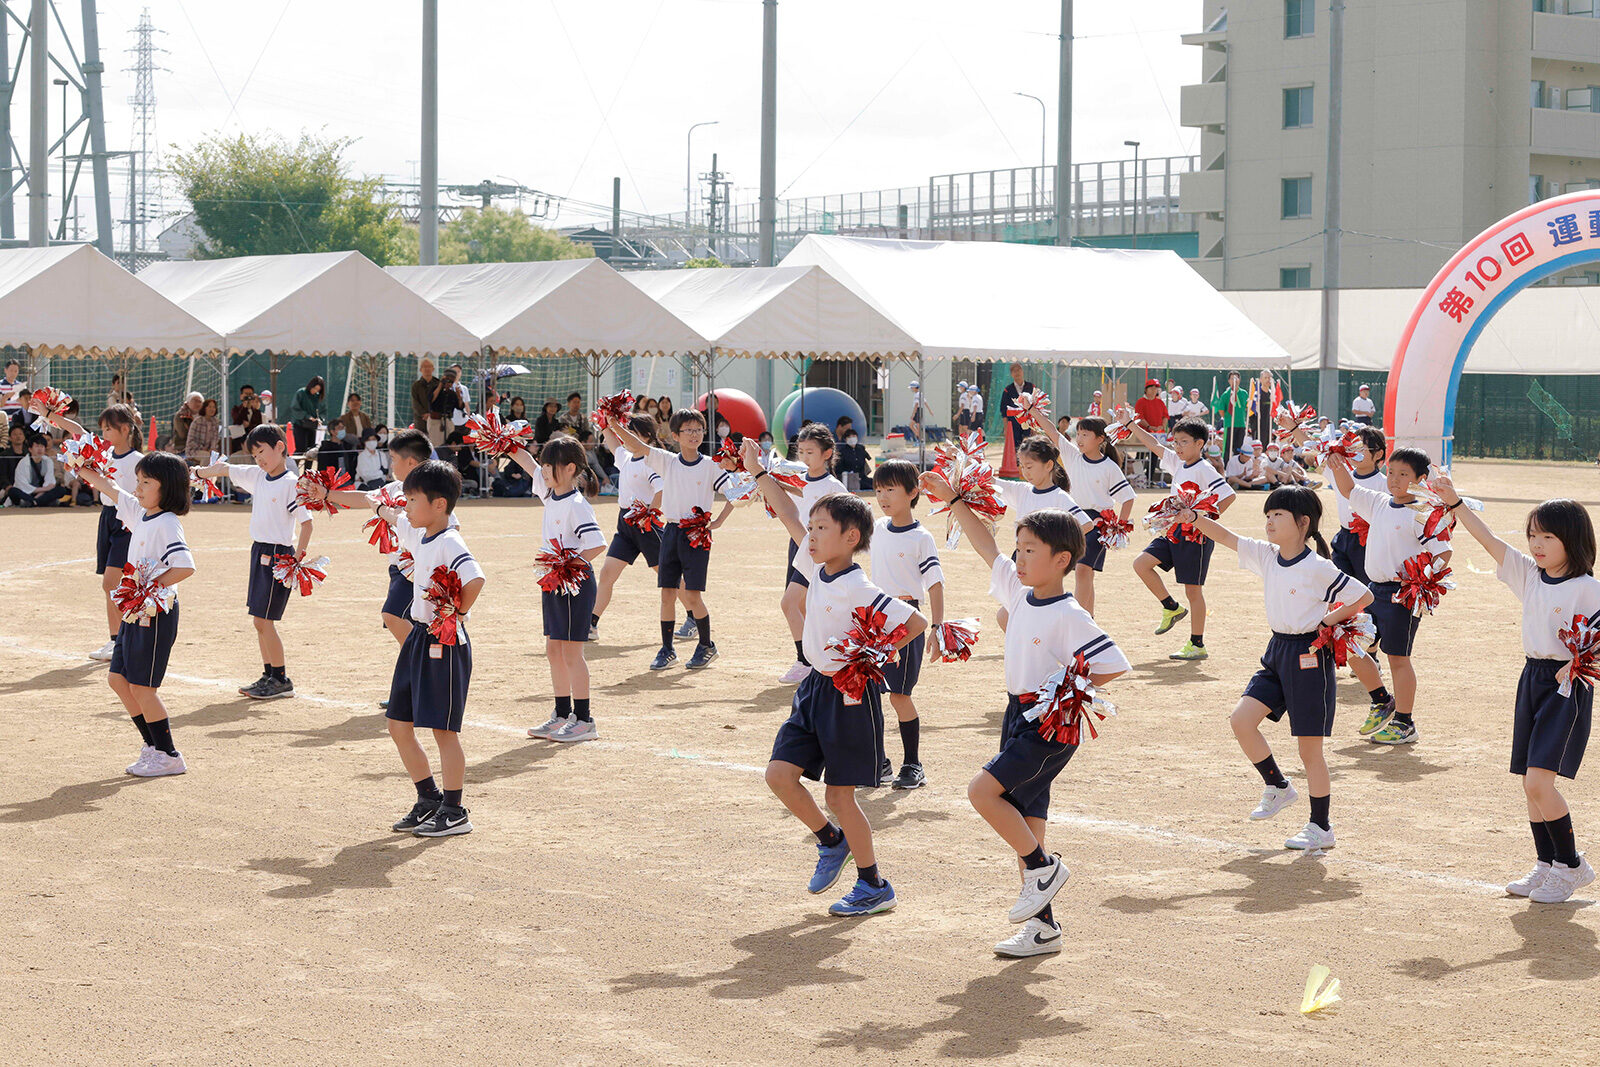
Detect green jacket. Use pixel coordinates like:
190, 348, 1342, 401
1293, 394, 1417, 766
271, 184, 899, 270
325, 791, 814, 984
288, 387, 325, 424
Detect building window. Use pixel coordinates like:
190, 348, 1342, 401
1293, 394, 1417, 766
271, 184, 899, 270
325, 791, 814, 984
1532, 80, 1548, 109
1283, 86, 1314, 128
1281, 176, 1313, 219
1280, 267, 1311, 289
1285, 0, 1313, 38
1531, 174, 1545, 203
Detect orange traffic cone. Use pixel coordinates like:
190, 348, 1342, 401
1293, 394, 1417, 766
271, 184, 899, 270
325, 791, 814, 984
999, 418, 1020, 478
284, 424, 297, 456
145, 415, 157, 451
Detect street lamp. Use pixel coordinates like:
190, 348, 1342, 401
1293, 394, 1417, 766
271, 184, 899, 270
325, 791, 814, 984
53, 78, 66, 240
1123, 139, 1141, 250
1013, 92, 1046, 171
686, 120, 719, 230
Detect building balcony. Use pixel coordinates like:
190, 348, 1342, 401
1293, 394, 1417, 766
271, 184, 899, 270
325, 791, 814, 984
1181, 82, 1226, 130
1534, 11, 1600, 62
1532, 106, 1600, 158
1179, 168, 1224, 215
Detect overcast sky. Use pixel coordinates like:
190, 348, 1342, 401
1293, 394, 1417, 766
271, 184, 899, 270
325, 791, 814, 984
85, 1, 1199, 230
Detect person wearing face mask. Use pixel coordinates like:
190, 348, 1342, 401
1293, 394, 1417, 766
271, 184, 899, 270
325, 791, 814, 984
832, 423, 873, 491
317, 420, 358, 478
356, 429, 389, 489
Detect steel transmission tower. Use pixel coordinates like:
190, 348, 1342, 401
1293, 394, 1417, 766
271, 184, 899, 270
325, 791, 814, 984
123, 7, 164, 262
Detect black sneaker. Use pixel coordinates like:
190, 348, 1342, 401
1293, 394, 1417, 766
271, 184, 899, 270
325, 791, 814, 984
891, 763, 926, 790
649, 647, 678, 671
238, 674, 272, 697
876, 757, 894, 787
686, 642, 718, 669
244, 675, 295, 700
392, 798, 441, 832
413, 803, 472, 837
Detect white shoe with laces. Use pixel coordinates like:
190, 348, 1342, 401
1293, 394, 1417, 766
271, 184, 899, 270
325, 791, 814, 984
1530, 855, 1596, 903
125, 745, 156, 775
551, 718, 598, 744
129, 750, 186, 778
1249, 782, 1298, 820
89, 639, 116, 662
778, 661, 812, 684
527, 714, 568, 739
1284, 822, 1336, 851
994, 918, 1062, 958
1008, 855, 1069, 923
1506, 861, 1551, 898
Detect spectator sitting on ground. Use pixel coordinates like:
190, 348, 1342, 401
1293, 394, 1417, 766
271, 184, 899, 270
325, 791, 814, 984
186, 397, 221, 468
533, 398, 563, 446
355, 429, 389, 490
1224, 440, 1270, 491
444, 424, 481, 491
0, 423, 26, 490
576, 425, 615, 492
491, 455, 533, 498
315, 420, 358, 477
7, 433, 69, 507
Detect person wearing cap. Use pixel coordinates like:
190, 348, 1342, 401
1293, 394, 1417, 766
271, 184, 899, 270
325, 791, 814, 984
1133, 378, 1169, 483
1166, 384, 1185, 431
998, 363, 1036, 448
259, 389, 276, 424
1087, 389, 1103, 418
967, 383, 984, 432
1224, 439, 1269, 491
955, 379, 973, 432
1351, 383, 1375, 425
1186, 388, 1208, 421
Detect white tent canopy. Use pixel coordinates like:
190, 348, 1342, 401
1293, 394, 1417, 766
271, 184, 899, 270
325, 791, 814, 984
0, 244, 220, 357
388, 259, 704, 356
625, 264, 919, 358
139, 251, 478, 357
780, 234, 1290, 368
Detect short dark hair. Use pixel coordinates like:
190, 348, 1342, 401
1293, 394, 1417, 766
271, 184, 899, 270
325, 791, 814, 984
670, 408, 706, 433
1356, 426, 1387, 463
1528, 499, 1597, 578
246, 424, 286, 452
627, 413, 658, 445
98, 403, 140, 439
137, 451, 191, 516
797, 423, 835, 452
403, 459, 462, 512
347, 392, 361, 403
25, 432, 47, 449
1171, 418, 1211, 444
809, 492, 874, 553
1016, 508, 1084, 569
1388, 446, 1431, 480
873, 458, 920, 503
566, 391, 583, 403
4, 358, 18, 369
388, 427, 431, 464
834, 415, 853, 429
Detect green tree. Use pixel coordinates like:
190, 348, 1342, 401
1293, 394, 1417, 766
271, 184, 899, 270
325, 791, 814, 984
438, 206, 594, 264
683, 256, 726, 268
171, 132, 407, 265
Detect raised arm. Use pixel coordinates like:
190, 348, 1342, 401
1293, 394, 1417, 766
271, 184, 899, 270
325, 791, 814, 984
1325, 453, 1355, 497
35, 402, 88, 440
1430, 472, 1505, 567
744, 438, 806, 544
1119, 415, 1166, 458
918, 471, 999, 567
1178, 509, 1240, 553
611, 418, 649, 458
75, 465, 116, 498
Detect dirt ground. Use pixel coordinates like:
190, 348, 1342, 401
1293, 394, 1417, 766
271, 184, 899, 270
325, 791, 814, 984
3, 458, 1598, 1065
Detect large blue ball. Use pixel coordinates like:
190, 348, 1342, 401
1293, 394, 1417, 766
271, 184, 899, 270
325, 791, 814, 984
781, 387, 866, 440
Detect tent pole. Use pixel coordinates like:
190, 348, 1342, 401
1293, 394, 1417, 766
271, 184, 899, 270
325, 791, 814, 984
706, 347, 718, 458
220, 351, 229, 457
916, 353, 926, 469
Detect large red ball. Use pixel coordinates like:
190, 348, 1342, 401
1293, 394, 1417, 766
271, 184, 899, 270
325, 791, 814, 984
694, 388, 768, 438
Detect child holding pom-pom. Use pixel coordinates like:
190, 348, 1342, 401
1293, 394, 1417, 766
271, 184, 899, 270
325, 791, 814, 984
1432, 473, 1600, 903
1172, 486, 1372, 852
921, 470, 1128, 959
1028, 412, 1136, 616
591, 414, 666, 642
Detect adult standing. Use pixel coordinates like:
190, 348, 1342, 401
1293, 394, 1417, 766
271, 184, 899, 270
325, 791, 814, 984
997, 362, 1036, 449
185, 398, 221, 467
1351, 383, 1376, 425
1248, 369, 1279, 446
429, 367, 465, 459
338, 392, 374, 440
1, 358, 24, 429
1133, 378, 1170, 484
411, 358, 442, 444
288, 376, 327, 455
1213, 371, 1249, 455
170, 391, 203, 455
231, 384, 263, 454
449, 365, 473, 434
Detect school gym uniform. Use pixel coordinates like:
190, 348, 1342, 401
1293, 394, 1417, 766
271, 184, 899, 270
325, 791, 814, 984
94, 445, 143, 574
786, 472, 848, 588
1330, 468, 1386, 584
606, 446, 664, 568
643, 447, 732, 593
770, 554, 914, 787
107, 488, 193, 688
1059, 439, 1135, 571
388, 521, 484, 733
1346, 485, 1447, 657
540, 487, 606, 641
870, 518, 943, 696
1141, 453, 1235, 586
985, 556, 1129, 818
1237, 539, 1365, 737
997, 479, 1093, 529
374, 480, 458, 623
1499, 550, 1600, 779
226, 462, 312, 622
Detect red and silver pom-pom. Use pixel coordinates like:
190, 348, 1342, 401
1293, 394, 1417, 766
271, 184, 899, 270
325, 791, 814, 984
824, 605, 909, 703
422, 565, 466, 645
397, 548, 416, 581
297, 467, 354, 514
462, 410, 534, 460
1348, 514, 1371, 546
1005, 389, 1051, 424
361, 485, 406, 555
1145, 482, 1221, 544
1308, 608, 1377, 668
591, 389, 635, 430
755, 449, 808, 517
679, 506, 715, 549
929, 618, 980, 664
1557, 613, 1600, 697
1393, 551, 1455, 618
928, 431, 1006, 548
624, 500, 664, 533
1406, 479, 1484, 543
1274, 401, 1317, 443
190, 469, 223, 501
272, 553, 330, 597
111, 560, 176, 622
1023, 652, 1116, 745
1314, 428, 1364, 469
714, 436, 746, 471
533, 539, 593, 596
30, 386, 72, 416
1093, 509, 1134, 550
59, 433, 117, 480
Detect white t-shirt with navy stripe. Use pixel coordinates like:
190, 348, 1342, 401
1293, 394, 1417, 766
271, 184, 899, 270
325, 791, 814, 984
98, 445, 144, 507
796, 471, 848, 539
988, 555, 1130, 695
1058, 438, 1135, 513
869, 518, 944, 601
227, 462, 311, 546
115, 487, 195, 589
997, 480, 1093, 528
400, 524, 486, 627
540, 487, 606, 554
1332, 467, 1388, 529
1160, 452, 1235, 507
642, 447, 733, 523
373, 478, 456, 570
1237, 538, 1365, 634
614, 446, 663, 510
1497, 549, 1600, 660
793, 553, 915, 675
1346, 485, 1447, 583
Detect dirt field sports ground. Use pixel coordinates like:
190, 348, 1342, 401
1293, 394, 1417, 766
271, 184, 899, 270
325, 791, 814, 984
3, 458, 1598, 1065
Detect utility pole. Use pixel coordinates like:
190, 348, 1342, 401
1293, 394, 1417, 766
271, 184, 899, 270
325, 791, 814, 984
757, 0, 777, 266
27, 0, 47, 245
82, 0, 116, 256
1318, 0, 1345, 418
419, 0, 439, 265
53, 77, 64, 239
1124, 140, 1140, 250
1055, 0, 1072, 247
611, 175, 621, 264
703, 152, 728, 256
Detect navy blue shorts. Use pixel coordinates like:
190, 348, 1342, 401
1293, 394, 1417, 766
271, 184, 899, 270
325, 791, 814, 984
1141, 534, 1215, 586
1078, 527, 1108, 572
387, 622, 472, 733
1330, 527, 1370, 586
109, 600, 181, 689
1512, 658, 1592, 779
1366, 581, 1422, 657
381, 564, 413, 621
1242, 632, 1337, 737
983, 694, 1077, 821
770, 669, 885, 787
246, 541, 294, 621
879, 599, 923, 696
785, 537, 810, 589
658, 523, 711, 591
607, 511, 661, 567
95, 504, 131, 575
543, 569, 598, 640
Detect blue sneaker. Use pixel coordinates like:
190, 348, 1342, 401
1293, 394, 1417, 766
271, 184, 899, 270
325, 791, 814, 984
829, 877, 897, 917
807, 839, 852, 894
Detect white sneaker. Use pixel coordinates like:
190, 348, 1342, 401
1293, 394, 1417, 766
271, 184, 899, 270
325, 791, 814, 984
994, 918, 1062, 958
1530, 855, 1596, 903
129, 750, 187, 778
778, 661, 812, 684
125, 744, 156, 775
527, 714, 568, 739
89, 639, 116, 662
1507, 861, 1552, 898
1284, 822, 1336, 851
1249, 782, 1299, 820
551, 718, 598, 744
1008, 855, 1069, 923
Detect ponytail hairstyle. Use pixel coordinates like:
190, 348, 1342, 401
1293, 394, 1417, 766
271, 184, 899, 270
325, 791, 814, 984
98, 402, 141, 445
1017, 433, 1070, 491
1263, 485, 1329, 558
626, 412, 658, 448
540, 434, 594, 497
1076, 415, 1121, 466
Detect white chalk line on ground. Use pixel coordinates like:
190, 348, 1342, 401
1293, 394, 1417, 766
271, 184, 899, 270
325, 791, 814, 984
2, 637, 1510, 899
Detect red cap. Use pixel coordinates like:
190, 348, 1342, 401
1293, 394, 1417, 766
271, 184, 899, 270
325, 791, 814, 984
1145, 378, 1160, 388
